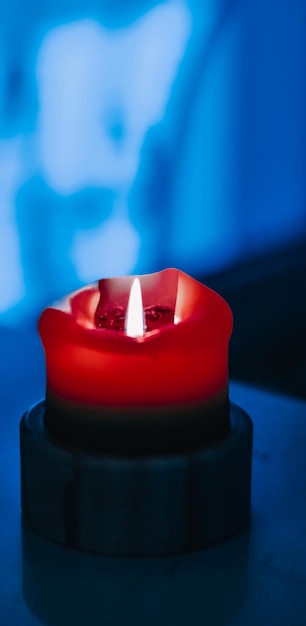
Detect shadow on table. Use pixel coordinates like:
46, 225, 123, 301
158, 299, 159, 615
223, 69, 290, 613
22, 521, 250, 626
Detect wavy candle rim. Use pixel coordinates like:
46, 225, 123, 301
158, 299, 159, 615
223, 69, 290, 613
39, 269, 233, 350
39, 268, 233, 406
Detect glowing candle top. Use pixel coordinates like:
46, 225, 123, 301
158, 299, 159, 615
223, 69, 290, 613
39, 268, 233, 407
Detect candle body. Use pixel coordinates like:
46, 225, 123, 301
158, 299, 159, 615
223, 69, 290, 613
39, 269, 233, 453
21, 271, 253, 556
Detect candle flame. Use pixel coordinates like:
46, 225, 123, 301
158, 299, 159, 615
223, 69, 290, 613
125, 278, 145, 338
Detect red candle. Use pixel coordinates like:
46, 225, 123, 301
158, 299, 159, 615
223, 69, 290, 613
39, 268, 233, 454
21, 267, 252, 557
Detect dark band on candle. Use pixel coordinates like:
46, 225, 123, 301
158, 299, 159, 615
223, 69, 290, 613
43, 389, 230, 455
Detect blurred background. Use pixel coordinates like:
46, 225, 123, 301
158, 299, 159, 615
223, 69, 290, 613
0, 0, 305, 397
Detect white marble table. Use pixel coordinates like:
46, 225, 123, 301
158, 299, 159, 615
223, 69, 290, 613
0, 327, 306, 625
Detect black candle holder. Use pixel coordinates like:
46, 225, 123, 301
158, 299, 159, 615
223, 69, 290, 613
20, 401, 252, 556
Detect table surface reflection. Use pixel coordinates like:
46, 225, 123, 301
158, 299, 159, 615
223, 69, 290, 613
1, 326, 306, 625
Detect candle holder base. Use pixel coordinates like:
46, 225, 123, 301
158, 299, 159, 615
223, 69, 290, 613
20, 402, 252, 556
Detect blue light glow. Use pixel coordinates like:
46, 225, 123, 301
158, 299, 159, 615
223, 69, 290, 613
0, 0, 305, 324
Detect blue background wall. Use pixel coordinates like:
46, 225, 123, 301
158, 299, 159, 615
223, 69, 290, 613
0, 0, 305, 325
